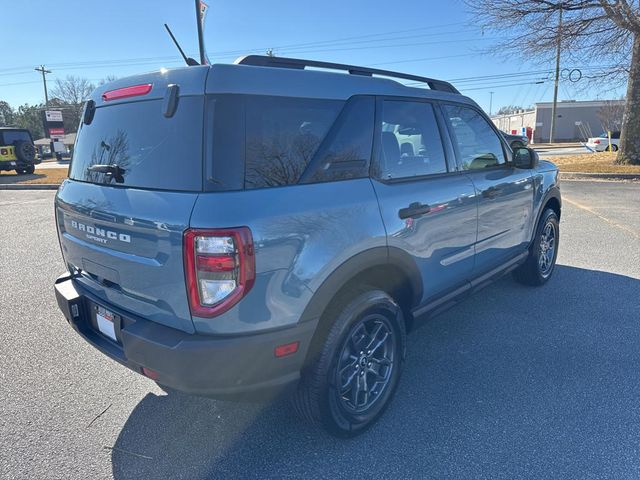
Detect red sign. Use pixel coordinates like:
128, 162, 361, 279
49, 128, 65, 136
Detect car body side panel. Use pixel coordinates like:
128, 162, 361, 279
465, 167, 535, 275
188, 178, 387, 335
372, 175, 478, 304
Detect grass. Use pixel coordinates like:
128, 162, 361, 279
547, 152, 640, 174
0, 168, 68, 185
1, 153, 639, 184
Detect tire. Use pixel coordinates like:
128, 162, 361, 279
13, 140, 36, 163
25, 165, 35, 174
607, 144, 618, 152
511, 141, 524, 150
14, 169, 26, 175
291, 287, 406, 437
513, 208, 559, 286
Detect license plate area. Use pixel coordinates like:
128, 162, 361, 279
90, 303, 121, 343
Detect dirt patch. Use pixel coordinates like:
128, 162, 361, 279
545, 152, 640, 174
0, 168, 68, 185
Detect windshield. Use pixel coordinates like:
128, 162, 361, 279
1, 130, 31, 145
69, 97, 203, 191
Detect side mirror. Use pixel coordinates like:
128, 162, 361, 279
513, 147, 539, 169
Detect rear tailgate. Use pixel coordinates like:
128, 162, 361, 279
55, 67, 209, 333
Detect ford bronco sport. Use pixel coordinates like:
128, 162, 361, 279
0, 127, 40, 174
54, 56, 561, 437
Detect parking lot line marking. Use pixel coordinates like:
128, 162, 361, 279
563, 196, 640, 240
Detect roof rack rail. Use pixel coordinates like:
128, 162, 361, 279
234, 55, 459, 94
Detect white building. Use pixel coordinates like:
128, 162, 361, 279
491, 99, 625, 143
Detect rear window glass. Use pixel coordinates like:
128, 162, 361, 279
1, 130, 31, 145
244, 97, 343, 189
69, 97, 203, 191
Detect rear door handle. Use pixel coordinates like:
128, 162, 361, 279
482, 186, 501, 199
398, 202, 431, 219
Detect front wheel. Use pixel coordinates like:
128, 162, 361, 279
292, 288, 406, 437
513, 208, 559, 286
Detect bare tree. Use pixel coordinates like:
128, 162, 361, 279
496, 105, 525, 115
465, 0, 640, 165
597, 99, 625, 132
51, 76, 95, 132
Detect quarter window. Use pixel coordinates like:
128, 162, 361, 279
244, 96, 343, 189
443, 104, 506, 170
301, 96, 374, 183
376, 100, 447, 180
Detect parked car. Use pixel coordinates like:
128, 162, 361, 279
54, 56, 561, 437
586, 131, 621, 152
0, 127, 41, 174
501, 131, 529, 150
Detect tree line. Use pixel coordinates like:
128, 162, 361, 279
0, 75, 115, 139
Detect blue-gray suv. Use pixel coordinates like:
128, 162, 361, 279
54, 56, 561, 437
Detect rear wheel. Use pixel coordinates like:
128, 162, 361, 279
513, 208, 559, 286
14, 168, 26, 175
607, 144, 618, 152
25, 165, 35, 174
292, 287, 406, 437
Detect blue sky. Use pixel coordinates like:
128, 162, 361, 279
0, 0, 624, 113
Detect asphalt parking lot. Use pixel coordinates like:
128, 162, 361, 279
1, 180, 639, 479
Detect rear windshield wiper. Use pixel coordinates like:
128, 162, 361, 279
87, 164, 126, 183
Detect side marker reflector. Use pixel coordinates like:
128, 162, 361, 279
275, 341, 300, 358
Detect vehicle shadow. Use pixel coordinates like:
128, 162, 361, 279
0, 172, 46, 184
111, 265, 640, 479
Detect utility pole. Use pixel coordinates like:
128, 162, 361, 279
549, 3, 563, 143
489, 91, 494, 116
35, 65, 51, 107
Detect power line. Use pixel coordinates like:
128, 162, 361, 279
459, 80, 546, 92
0, 22, 476, 75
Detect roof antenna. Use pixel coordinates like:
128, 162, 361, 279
164, 24, 199, 66
195, 0, 210, 65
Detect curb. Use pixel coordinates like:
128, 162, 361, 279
0, 184, 60, 190
560, 172, 640, 181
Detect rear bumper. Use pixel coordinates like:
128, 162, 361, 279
0, 158, 42, 170
54, 273, 314, 398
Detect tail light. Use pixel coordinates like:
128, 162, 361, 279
594, 139, 601, 144
0, 148, 8, 156
102, 83, 152, 101
184, 228, 255, 317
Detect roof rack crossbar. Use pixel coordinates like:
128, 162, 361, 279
234, 55, 459, 94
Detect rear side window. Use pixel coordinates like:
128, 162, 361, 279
376, 100, 447, 180
244, 97, 343, 189
69, 97, 204, 191
301, 96, 375, 184
442, 104, 506, 170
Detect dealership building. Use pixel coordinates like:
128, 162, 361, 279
491, 99, 625, 143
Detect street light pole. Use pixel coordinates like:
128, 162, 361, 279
34, 65, 51, 107
549, 4, 563, 143
489, 91, 494, 116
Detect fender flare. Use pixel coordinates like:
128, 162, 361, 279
531, 185, 561, 244
299, 246, 423, 325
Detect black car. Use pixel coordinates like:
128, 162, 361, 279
502, 131, 529, 150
